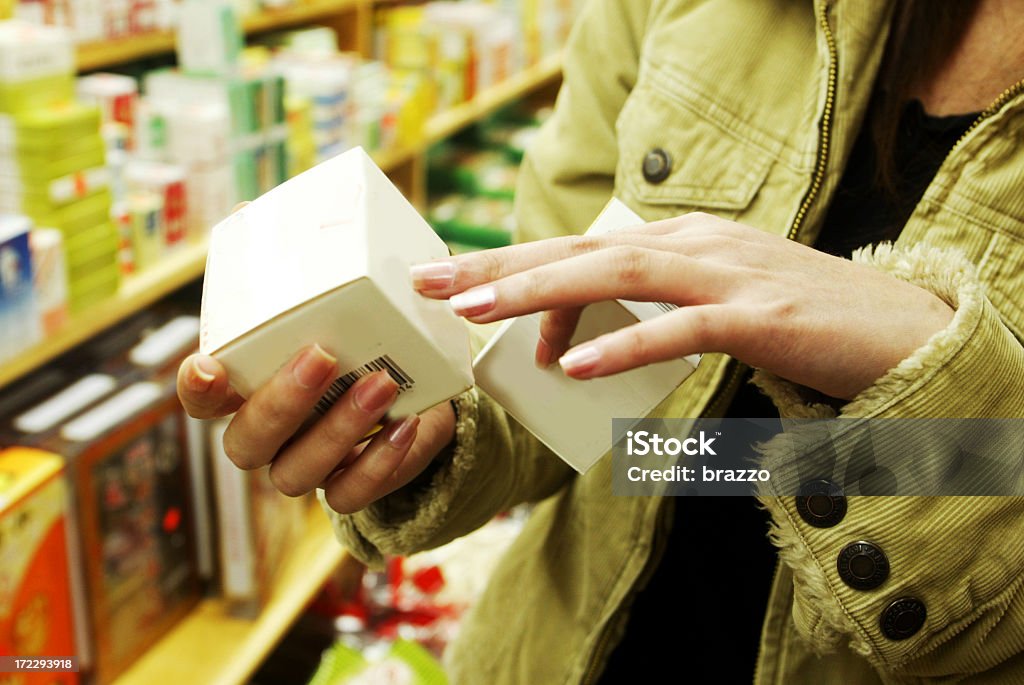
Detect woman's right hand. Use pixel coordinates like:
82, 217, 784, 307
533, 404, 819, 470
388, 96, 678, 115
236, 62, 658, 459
176, 345, 456, 514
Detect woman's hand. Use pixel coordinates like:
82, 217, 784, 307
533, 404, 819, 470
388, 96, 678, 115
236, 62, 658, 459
411, 213, 954, 400
176, 345, 456, 514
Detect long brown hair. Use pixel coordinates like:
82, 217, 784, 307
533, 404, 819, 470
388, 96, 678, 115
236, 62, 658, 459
870, 0, 980, 192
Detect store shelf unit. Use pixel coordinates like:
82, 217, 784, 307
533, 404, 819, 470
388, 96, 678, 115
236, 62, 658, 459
112, 504, 351, 685
0, 53, 563, 390
76, 0, 368, 71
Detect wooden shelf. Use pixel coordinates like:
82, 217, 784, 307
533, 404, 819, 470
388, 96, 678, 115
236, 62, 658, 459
113, 504, 350, 685
76, 0, 366, 71
424, 52, 563, 144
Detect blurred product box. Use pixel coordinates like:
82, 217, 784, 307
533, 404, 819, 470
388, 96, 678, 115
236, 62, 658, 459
0, 213, 42, 362
30, 226, 70, 335
176, 0, 243, 76
0, 20, 74, 114
206, 416, 305, 617
0, 447, 79, 685
200, 146, 473, 416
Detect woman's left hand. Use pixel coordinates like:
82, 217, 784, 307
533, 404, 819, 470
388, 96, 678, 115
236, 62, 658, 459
410, 212, 954, 400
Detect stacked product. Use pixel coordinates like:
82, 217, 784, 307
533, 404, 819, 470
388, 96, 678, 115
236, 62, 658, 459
0, 104, 120, 313
130, 0, 287, 227
375, 0, 579, 112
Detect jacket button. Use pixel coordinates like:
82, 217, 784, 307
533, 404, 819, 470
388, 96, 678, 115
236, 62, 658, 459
837, 541, 889, 590
880, 597, 927, 640
795, 479, 847, 528
642, 148, 672, 183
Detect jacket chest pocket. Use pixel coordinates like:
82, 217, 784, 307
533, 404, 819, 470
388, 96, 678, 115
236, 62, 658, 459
614, 62, 780, 221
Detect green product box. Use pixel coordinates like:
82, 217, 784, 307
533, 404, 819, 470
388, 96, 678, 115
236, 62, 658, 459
233, 149, 259, 202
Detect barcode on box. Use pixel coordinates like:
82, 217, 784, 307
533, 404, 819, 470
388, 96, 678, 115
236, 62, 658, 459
654, 302, 678, 314
315, 355, 415, 415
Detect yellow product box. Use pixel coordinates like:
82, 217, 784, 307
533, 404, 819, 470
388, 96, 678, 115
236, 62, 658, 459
200, 146, 473, 416
67, 264, 120, 312
473, 199, 701, 474
0, 21, 75, 114
11, 103, 102, 150
28, 189, 112, 238
11, 143, 106, 184
64, 223, 119, 282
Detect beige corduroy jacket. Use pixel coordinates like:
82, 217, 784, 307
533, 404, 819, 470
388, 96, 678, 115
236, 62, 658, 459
319, 1, 1024, 682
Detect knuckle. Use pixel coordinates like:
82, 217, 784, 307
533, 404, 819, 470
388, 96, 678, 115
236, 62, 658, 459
221, 430, 262, 470
611, 246, 650, 287
268, 462, 307, 498
622, 326, 652, 366
324, 484, 360, 515
565, 235, 603, 256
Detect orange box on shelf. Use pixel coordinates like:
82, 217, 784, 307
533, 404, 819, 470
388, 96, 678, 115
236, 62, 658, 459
0, 447, 79, 685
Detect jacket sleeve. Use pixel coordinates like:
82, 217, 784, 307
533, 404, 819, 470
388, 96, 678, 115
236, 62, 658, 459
753, 242, 1024, 677
319, 0, 654, 567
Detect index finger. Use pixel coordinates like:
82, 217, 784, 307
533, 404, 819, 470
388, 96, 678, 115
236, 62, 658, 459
409, 231, 672, 299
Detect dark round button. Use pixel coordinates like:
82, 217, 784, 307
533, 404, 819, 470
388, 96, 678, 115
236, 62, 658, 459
642, 148, 672, 184
795, 479, 847, 528
837, 541, 889, 590
880, 597, 927, 640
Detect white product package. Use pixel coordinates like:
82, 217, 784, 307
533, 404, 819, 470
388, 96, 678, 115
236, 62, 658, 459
200, 146, 474, 417
473, 199, 700, 473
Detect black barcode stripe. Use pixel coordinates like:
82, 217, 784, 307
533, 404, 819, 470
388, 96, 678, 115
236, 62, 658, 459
655, 302, 678, 313
314, 354, 416, 415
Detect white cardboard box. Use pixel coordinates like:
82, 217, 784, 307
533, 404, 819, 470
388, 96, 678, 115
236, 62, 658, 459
473, 199, 700, 473
200, 147, 473, 417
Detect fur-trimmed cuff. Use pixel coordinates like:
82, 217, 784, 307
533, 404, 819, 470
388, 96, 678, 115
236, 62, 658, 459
318, 387, 481, 568
752, 242, 985, 419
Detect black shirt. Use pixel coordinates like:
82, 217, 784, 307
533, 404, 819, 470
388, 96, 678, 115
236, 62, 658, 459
594, 101, 977, 683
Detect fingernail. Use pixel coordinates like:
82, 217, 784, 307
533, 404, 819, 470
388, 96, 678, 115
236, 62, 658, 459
386, 415, 420, 448
535, 336, 554, 369
354, 372, 398, 413
450, 286, 496, 317
559, 345, 601, 375
188, 356, 217, 393
293, 344, 337, 389
410, 261, 455, 290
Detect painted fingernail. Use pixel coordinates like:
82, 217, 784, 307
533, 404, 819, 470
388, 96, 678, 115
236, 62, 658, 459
354, 372, 398, 413
386, 415, 420, 448
450, 286, 496, 317
188, 356, 217, 393
410, 261, 456, 290
559, 345, 601, 375
535, 336, 554, 369
293, 344, 337, 389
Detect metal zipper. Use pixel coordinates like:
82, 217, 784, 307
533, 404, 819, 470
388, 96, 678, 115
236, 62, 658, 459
787, 0, 839, 242
938, 78, 1024, 168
